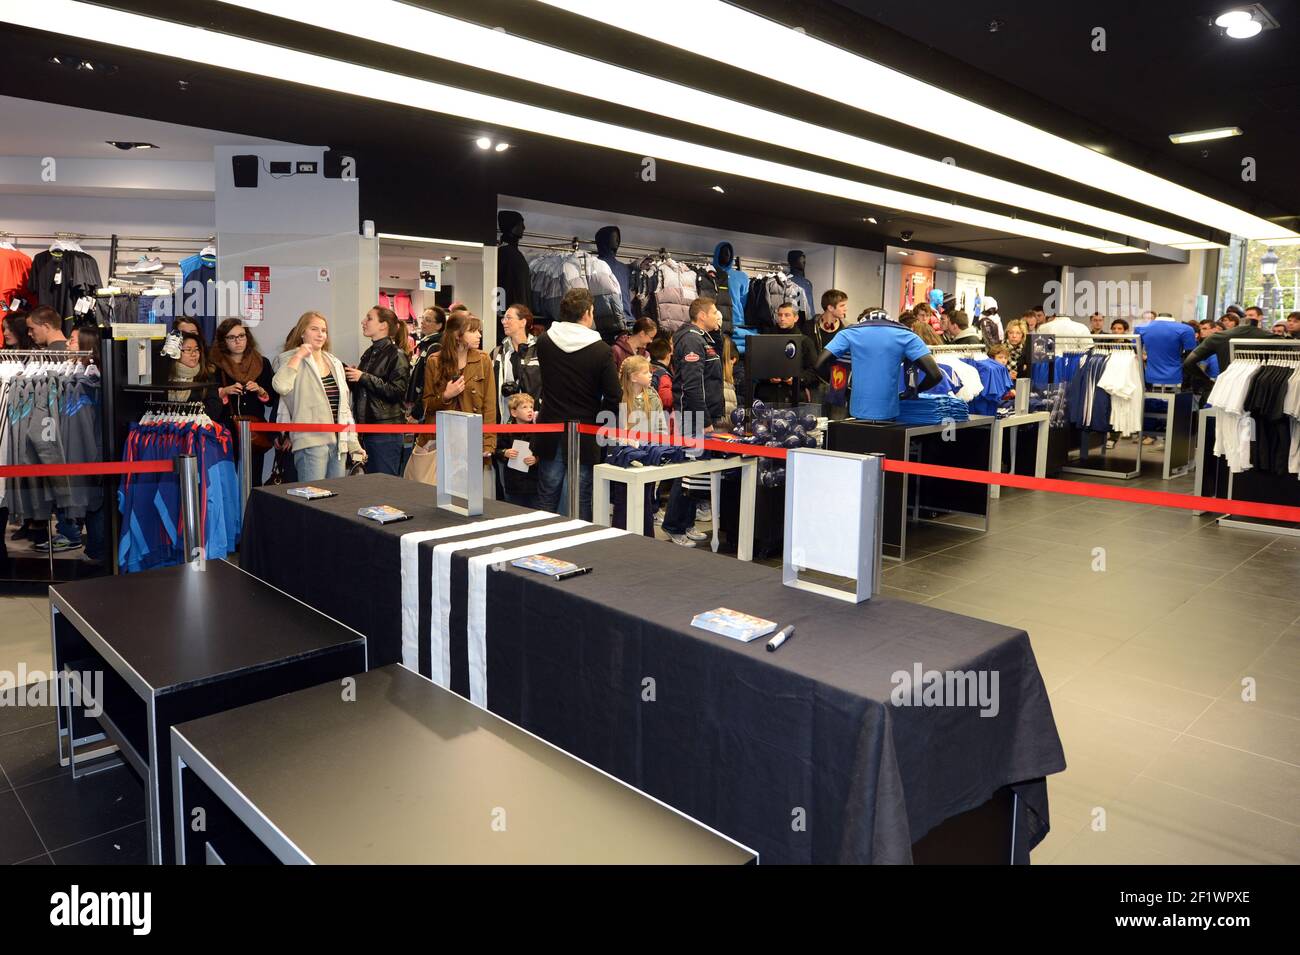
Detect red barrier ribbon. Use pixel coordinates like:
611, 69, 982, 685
247, 422, 567, 434
0, 460, 174, 478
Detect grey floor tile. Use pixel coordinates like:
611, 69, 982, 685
1056, 667, 1215, 733
1142, 735, 1300, 826
1178, 589, 1300, 626
1092, 640, 1265, 697
1186, 699, 1300, 766
1051, 775, 1298, 864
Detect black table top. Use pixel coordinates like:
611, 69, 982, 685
171, 665, 756, 864
49, 560, 366, 696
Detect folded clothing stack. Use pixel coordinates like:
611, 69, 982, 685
893, 395, 971, 424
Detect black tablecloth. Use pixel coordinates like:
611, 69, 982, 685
240, 474, 1066, 864
241, 474, 538, 668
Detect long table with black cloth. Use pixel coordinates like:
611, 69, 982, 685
240, 474, 1066, 864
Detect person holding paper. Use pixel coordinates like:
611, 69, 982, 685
493, 392, 539, 507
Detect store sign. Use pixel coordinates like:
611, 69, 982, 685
419, 259, 441, 292
242, 282, 264, 325
243, 265, 271, 292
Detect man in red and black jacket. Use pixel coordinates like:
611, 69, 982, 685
662, 296, 724, 547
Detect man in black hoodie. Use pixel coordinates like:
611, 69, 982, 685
535, 288, 621, 520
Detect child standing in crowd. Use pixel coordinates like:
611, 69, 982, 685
610, 355, 664, 535
987, 344, 1017, 400
648, 337, 674, 416
493, 392, 540, 508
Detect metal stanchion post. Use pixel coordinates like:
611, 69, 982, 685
565, 419, 580, 519
237, 419, 253, 517
867, 453, 886, 596
175, 454, 202, 565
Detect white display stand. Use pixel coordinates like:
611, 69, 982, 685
436, 411, 484, 516
783, 449, 884, 603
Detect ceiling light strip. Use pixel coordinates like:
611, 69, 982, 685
536, 0, 1298, 242
5, 0, 1119, 251
217, 0, 1201, 247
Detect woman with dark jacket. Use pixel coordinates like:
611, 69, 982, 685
345, 305, 411, 476
167, 331, 224, 420
210, 318, 277, 486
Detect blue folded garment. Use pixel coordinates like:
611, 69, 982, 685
892, 395, 970, 424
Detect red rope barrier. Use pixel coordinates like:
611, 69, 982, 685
0, 460, 174, 478
880, 458, 1300, 523
246, 422, 566, 434
574, 423, 792, 459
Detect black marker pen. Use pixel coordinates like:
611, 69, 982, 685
554, 566, 592, 581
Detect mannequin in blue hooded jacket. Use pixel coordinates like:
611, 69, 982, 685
712, 241, 748, 329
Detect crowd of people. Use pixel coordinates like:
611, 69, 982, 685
4, 283, 1298, 559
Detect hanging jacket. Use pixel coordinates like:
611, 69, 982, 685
713, 242, 748, 334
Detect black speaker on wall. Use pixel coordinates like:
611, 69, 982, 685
232, 154, 259, 188
435, 286, 454, 308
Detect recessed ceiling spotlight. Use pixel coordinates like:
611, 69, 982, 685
494, 141, 509, 152
106, 141, 158, 150
1225, 19, 1263, 37
1214, 10, 1253, 27
48, 55, 63, 65
78, 60, 95, 71
443, 255, 452, 260
898, 250, 911, 256
177, 79, 190, 91
475, 136, 492, 150
865, 216, 878, 224
711, 185, 725, 193
1010, 266, 1021, 274
1170, 126, 1244, 144
938, 257, 947, 261
1041, 252, 1052, 258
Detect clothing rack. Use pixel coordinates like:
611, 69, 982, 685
516, 230, 789, 274
1212, 338, 1300, 537
0, 349, 94, 358
1057, 333, 1143, 481
930, 344, 989, 355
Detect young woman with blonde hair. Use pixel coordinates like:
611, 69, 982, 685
272, 311, 362, 481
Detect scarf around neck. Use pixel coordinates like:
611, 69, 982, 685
212, 344, 263, 385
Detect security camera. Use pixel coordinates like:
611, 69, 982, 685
900, 230, 914, 242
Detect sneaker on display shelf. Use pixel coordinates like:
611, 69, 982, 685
667, 533, 697, 547
125, 255, 163, 273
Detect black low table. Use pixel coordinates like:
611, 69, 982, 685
826, 417, 996, 560
49, 559, 367, 864
170, 665, 755, 864
238, 475, 1065, 864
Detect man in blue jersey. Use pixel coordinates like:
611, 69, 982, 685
815, 308, 940, 421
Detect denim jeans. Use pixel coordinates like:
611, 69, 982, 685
535, 441, 592, 521
294, 442, 346, 482
362, 433, 403, 476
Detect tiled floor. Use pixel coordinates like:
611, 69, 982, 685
1, 468, 1297, 865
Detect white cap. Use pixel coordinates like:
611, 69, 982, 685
982, 296, 998, 312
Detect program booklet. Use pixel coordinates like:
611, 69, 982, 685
356, 505, 412, 524
690, 608, 778, 643
286, 485, 336, 499
511, 555, 582, 577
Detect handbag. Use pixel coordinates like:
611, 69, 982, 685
266, 445, 292, 485
233, 414, 274, 452
403, 439, 438, 486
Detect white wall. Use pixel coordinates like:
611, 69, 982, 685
1069, 251, 1207, 321
213, 145, 368, 361
830, 247, 884, 316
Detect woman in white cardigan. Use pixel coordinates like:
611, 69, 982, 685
272, 311, 363, 481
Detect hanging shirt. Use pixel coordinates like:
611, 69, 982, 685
824, 319, 930, 421
1138, 318, 1196, 386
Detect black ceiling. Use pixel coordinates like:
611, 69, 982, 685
1, 0, 1294, 265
